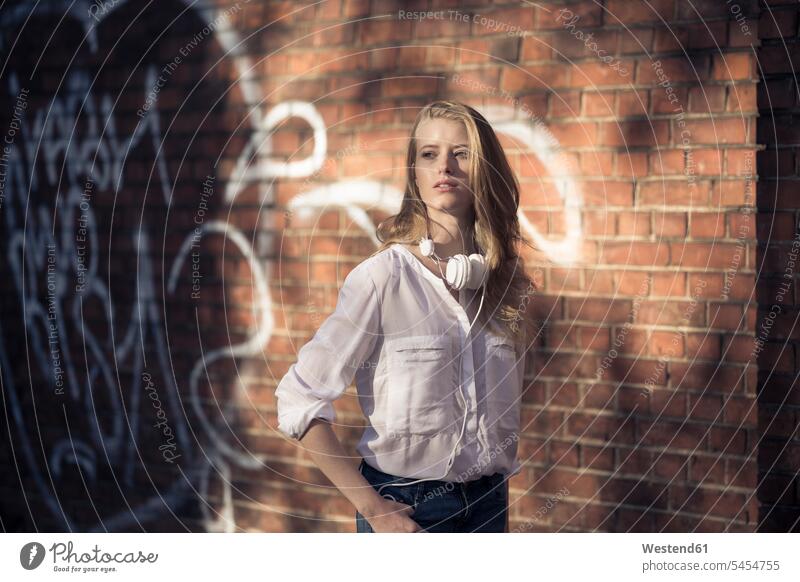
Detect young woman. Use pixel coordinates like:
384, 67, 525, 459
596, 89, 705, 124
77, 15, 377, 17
276, 100, 537, 533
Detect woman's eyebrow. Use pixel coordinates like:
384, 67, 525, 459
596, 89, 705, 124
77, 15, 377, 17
419, 143, 469, 148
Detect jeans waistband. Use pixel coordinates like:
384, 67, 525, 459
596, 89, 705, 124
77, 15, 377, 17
359, 459, 505, 489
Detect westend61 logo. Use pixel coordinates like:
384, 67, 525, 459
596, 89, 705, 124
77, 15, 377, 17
19, 541, 158, 574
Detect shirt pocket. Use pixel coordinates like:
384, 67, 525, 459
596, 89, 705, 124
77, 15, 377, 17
484, 334, 521, 433
385, 334, 457, 436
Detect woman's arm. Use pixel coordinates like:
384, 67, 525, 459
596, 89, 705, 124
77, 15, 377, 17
299, 418, 423, 532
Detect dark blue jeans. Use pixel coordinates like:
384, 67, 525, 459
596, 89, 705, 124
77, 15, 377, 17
355, 459, 508, 533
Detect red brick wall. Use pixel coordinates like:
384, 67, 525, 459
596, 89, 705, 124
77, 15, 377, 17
0, 0, 795, 533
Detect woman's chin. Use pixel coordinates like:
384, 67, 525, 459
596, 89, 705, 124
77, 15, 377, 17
424, 190, 472, 210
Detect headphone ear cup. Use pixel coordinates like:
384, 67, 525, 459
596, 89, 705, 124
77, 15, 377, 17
466, 254, 487, 289
457, 255, 469, 289
419, 238, 435, 257
445, 254, 467, 290
446, 254, 487, 290
445, 255, 458, 289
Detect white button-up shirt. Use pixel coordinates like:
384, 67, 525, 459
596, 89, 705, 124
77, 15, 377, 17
276, 243, 524, 481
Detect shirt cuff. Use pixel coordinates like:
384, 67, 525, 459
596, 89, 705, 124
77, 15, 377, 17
277, 400, 335, 441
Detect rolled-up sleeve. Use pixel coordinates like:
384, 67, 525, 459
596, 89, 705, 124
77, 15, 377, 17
276, 261, 381, 440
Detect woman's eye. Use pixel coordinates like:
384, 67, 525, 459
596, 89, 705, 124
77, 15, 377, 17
420, 150, 468, 159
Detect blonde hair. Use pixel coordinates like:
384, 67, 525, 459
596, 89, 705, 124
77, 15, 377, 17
370, 100, 538, 350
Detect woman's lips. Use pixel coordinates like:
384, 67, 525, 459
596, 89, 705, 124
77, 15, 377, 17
434, 183, 458, 191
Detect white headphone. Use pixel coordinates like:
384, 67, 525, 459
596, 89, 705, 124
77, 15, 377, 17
376, 228, 490, 499
418, 236, 487, 291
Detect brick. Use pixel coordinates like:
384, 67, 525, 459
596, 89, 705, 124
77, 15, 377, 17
637, 57, 704, 84
501, 64, 570, 92
606, 0, 675, 25
727, 83, 757, 112
757, 45, 800, 76
616, 211, 651, 236
650, 150, 686, 174
653, 26, 689, 52
722, 396, 758, 427
687, 20, 728, 50
472, 7, 535, 37
653, 211, 688, 239
687, 332, 722, 360
652, 271, 687, 296
653, 453, 689, 481
640, 180, 707, 206
712, 180, 751, 206
648, 388, 687, 418
548, 120, 598, 147
682, 118, 749, 144
651, 86, 688, 114
550, 91, 581, 117
672, 242, 750, 268
669, 485, 748, 519
566, 412, 637, 443
638, 419, 709, 450
616, 89, 649, 116
727, 149, 757, 176
571, 61, 631, 87
582, 91, 615, 117
567, 297, 634, 322
688, 85, 726, 114
691, 149, 723, 175
756, 150, 795, 177
539, 3, 603, 29
580, 151, 614, 175
617, 152, 649, 177
382, 76, 439, 97
520, 36, 552, 61
638, 300, 705, 327
712, 53, 756, 81
689, 453, 727, 485
598, 120, 669, 146
728, 19, 756, 47
359, 19, 412, 45
582, 444, 615, 471
689, 211, 727, 238
600, 242, 670, 266
759, 8, 797, 39
619, 27, 653, 55
709, 427, 749, 455
616, 270, 652, 295
416, 14, 472, 38
584, 269, 616, 294
458, 39, 492, 65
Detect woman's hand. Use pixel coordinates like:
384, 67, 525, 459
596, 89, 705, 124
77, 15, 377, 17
361, 496, 424, 533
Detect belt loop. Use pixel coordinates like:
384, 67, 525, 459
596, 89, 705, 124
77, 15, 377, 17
459, 481, 470, 519
412, 482, 424, 508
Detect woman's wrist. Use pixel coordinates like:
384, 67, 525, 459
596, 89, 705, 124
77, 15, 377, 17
352, 489, 383, 517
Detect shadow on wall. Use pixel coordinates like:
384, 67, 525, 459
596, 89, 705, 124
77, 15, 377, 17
755, 3, 800, 532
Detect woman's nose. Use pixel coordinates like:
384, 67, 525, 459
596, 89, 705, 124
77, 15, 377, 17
438, 156, 453, 174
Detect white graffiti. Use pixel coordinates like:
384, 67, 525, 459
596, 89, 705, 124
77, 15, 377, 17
0, 0, 583, 534
481, 104, 583, 263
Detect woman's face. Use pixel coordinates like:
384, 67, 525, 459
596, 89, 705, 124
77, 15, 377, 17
413, 118, 473, 216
